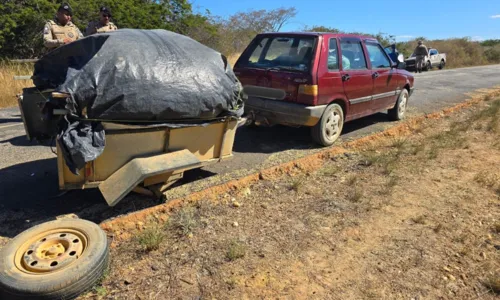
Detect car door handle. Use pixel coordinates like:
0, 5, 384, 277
372, 72, 379, 79
342, 74, 351, 82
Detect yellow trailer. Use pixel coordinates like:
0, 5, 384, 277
18, 88, 242, 206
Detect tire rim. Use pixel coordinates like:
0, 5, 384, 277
324, 108, 342, 141
14, 229, 87, 274
398, 94, 408, 116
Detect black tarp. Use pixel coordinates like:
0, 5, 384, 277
32, 29, 244, 174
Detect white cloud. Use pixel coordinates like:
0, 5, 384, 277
396, 35, 414, 39
491, 15, 500, 18
471, 36, 484, 41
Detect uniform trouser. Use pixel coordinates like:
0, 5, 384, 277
416, 55, 425, 71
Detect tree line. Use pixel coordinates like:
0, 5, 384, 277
0, 0, 215, 58
0, 0, 299, 59
2, 1, 500, 67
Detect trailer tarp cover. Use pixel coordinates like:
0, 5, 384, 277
32, 29, 244, 174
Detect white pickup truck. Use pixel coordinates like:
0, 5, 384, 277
405, 48, 446, 71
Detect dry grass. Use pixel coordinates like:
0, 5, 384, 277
348, 187, 363, 203
137, 226, 165, 252
94, 286, 108, 297
474, 171, 500, 188
226, 241, 246, 261
484, 275, 500, 294
289, 177, 305, 192
381, 175, 399, 195
346, 174, 358, 185
0, 61, 33, 108
493, 223, 500, 234
321, 164, 339, 176
167, 206, 200, 236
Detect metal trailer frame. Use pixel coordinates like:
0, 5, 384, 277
18, 88, 240, 206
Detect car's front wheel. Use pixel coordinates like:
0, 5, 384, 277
311, 103, 344, 147
388, 89, 409, 121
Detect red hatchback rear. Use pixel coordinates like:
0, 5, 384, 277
234, 32, 415, 146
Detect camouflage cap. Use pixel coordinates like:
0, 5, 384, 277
418, 40, 423, 45
58, 3, 73, 16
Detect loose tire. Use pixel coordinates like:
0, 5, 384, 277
0, 219, 109, 300
388, 89, 409, 121
311, 103, 344, 147
438, 60, 445, 70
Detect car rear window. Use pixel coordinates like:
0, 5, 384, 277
237, 36, 317, 72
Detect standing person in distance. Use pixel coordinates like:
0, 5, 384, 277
414, 40, 429, 73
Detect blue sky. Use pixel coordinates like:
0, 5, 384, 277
192, 0, 500, 41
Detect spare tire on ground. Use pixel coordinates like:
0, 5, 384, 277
0, 219, 109, 300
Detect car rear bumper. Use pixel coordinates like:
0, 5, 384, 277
245, 97, 326, 127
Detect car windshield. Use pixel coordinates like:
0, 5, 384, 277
237, 36, 316, 72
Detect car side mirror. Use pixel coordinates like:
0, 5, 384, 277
397, 62, 406, 69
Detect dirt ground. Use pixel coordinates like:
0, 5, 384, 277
76, 97, 500, 299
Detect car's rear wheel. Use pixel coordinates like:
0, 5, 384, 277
439, 60, 445, 69
388, 89, 408, 121
311, 103, 344, 147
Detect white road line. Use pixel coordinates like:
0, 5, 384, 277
0, 123, 23, 129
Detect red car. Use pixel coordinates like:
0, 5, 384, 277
234, 32, 415, 146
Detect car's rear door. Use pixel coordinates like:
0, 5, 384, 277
317, 37, 345, 106
364, 41, 399, 112
339, 38, 373, 120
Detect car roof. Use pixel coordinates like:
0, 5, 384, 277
258, 32, 378, 41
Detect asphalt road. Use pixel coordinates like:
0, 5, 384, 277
1, 64, 500, 236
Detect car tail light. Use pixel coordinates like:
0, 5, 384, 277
297, 84, 318, 105
298, 84, 318, 96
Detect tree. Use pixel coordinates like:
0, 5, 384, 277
0, 0, 215, 58
304, 25, 340, 33
267, 7, 297, 32
214, 7, 297, 56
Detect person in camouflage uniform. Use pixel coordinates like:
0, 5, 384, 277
43, 3, 83, 49
85, 7, 118, 36
414, 40, 429, 73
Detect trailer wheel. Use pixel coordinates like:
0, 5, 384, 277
0, 219, 109, 300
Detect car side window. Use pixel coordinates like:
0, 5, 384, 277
365, 43, 391, 69
327, 38, 339, 70
340, 40, 367, 70
430, 49, 437, 55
